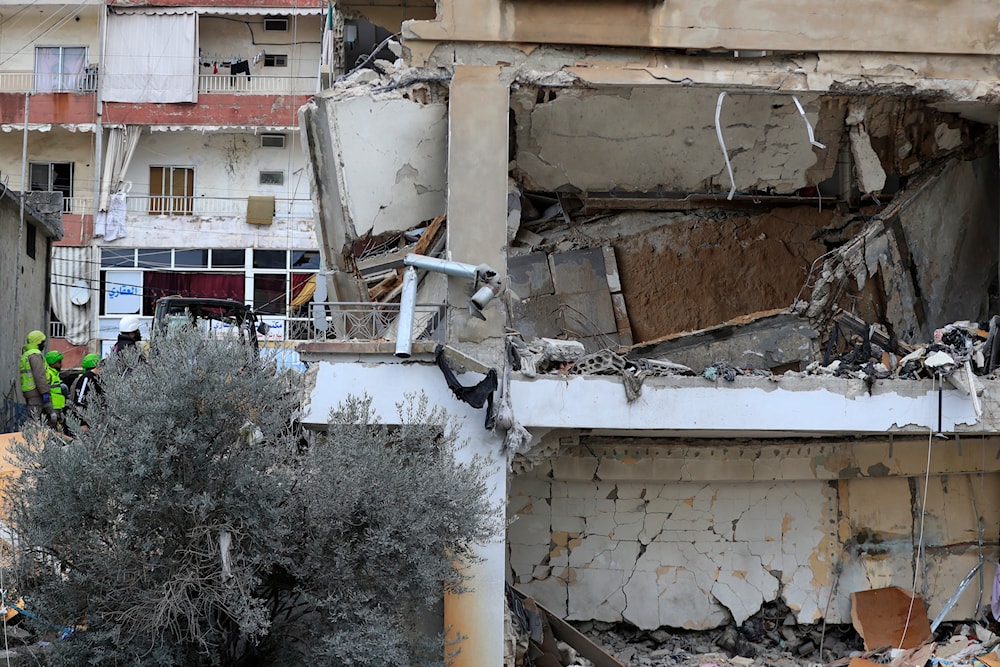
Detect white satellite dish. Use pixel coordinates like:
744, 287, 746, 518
70, 280, 91, 306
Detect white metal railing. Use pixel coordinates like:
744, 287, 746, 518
124, 195, 313, 219
49, 320, 66, 339
0, 71, 314, 96
63, 197, 93, 215
197, 74, 318, 95
0, 70, 97, 94
286, 302, 448, 343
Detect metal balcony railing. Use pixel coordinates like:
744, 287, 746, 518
0, 70, 97, 94
63, 196, 93, 215
125, 195, 314, 219
197, 74, 318, 95
286, 302, 447, 343
0, 71, 314, 96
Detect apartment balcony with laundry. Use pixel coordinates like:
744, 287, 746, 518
100, 5, 324, 128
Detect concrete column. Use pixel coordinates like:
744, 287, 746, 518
443, 65, 509, 667
445, 66, 509, 362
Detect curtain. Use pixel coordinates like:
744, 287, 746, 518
142, 272, 244, 314
51, 246, 97, 346
290, 273, 315, 308
61, 48, 87, 91
99, 125, 142, 211
33, 48, 60, 92
103, 12, 198, 103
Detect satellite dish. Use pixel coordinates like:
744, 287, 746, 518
70, 280, 90, 306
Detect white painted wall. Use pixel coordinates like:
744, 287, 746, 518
0, 4, 101, 74
115, 129, 316, 250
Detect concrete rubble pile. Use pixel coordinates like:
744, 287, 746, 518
508, 583, 1000, 667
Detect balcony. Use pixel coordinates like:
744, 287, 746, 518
198, 74, 317, 96
125, 195, 313, 219
293, 302, 447, 355
0, 70, 98, 94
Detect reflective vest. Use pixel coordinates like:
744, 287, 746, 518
46, 365, 65, 410
19, 348, 43, 394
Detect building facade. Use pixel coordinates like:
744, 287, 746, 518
0, 0, 328, 368
298, 1, 1000, 665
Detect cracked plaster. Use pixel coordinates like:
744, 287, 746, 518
511, 475, 836, 630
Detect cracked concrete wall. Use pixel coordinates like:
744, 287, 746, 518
304, 90, 448, 243
512, 87, 834, 195
333, 95, 448, 238
509, 471, 838, 629
509, 447, 1000, 631
896, 156, 999, 341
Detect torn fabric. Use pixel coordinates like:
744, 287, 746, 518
434, 345, 497, 429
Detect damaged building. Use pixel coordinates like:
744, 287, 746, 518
298, 1, 1000, 664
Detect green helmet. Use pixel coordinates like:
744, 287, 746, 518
45, 351, 64, 366
81, 353, 101, 370
26, 330, 46, 346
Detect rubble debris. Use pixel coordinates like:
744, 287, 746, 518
849, 586, 933, 651
507, 586, 625, 667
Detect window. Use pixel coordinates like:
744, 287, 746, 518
211, 249, 245, 268
26, 223, 36, 260
264, 54, 287, 68
102, 248, 136, 267
34, 46, 86, 92
259, 171, 284, 186
261, 134, 285, 148
264, 17, 288, 32
29, 162, 74, 212
254, 274, 287, 314
253, 250, 286, 269
137, 249, 172, 269
149, 166, 194, 215
292, 250, 321, 269
174, 250, 209, 268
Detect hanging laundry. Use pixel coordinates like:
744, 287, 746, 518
229, 60, 250, 84
94, 191, 127, 242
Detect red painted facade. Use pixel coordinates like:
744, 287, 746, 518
103, 94, 312, 126
0, 93, 98, 126
56, 215, 94, 247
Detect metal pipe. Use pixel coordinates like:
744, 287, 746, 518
403, 253, 481, 281
394, 266, 417, 358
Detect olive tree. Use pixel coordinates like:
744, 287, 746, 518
6, 327, 301, 666
5, 328, 499, 667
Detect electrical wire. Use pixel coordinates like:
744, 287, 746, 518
899, 423, 935, 650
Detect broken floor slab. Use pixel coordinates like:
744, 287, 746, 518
625, 308, 818, 373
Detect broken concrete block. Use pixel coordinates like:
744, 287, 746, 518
850, 125, 887, 194
542, 338, 585, 363
345, 68, 379, 85
850, 586, 933, 651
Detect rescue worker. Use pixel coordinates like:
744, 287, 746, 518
44, 350, 68, 432
69, 353, 102, 433
113, 315, 143, 355
18, 330, 54, 425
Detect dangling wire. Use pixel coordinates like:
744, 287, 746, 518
899, 423, 934, 650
